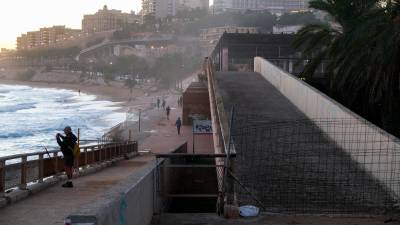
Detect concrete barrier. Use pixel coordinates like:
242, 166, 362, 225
66, 160, 160, 225
254, 57, 400, 196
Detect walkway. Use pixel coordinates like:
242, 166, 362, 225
0, 155, 153, 225
215, 72, 393, 213
160, 213, 396, 225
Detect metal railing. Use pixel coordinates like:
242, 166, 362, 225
0, 141, 138, 196
204, 57, 237, 211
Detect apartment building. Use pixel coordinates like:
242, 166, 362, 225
17, 26, 81, 51
177, 0, 209, 11
82, 5, 140, 33
142, 0, 176, 19
213, 0, 309, 14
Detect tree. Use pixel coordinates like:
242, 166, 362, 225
293, 0, 400, 136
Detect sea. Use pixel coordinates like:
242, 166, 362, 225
0, 84, 126, 158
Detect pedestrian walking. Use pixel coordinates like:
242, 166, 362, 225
56, 126, 77, 188
162, 99, 166, 109
175, 117, 182, 135
166, 105, 171, 120
157, 98, 160, 109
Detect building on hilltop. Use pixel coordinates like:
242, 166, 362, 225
142, 0, 177, 19
82, 5, 140, 34
200, 26, 259, 56
176, 0, 209, 11
17, 26, 80, 51
213, 0, 309, 14
272, 25, 302, 34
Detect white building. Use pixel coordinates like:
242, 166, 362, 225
273, 25, 302, 34
142, 0, 177, 19
177, 0, 209, 11
213, 0, 309, 14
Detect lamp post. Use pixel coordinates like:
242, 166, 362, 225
138, 109, 142, 133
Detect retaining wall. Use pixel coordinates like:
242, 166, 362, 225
66, 160, 159, 225
254, 57, 400, 196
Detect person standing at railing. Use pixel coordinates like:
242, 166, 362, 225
56, 126, 77, 188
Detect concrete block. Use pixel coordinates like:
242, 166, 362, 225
5, 189, 30, 203
28, 182, 48, 194
0, 198, 7, 208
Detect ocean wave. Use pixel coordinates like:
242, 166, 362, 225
0, 131, 35, 139
0, 103, 37, 113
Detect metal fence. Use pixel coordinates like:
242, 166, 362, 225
228, 115, 400, 214
154, 151, 227, 216
0, 141, 138, 196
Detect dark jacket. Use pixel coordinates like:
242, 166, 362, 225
175, 119, 182, 128
57, 133, 77, 157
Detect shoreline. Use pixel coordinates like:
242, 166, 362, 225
0, 77, 170, 112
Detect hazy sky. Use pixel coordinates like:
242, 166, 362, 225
0, 0, 142, 49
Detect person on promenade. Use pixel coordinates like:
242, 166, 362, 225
166, 106, 171, 120
162, 99, 166, 109
157, 98, 160, 109
177, 96, 182, 107
175, 117, 182, 135
56, 126, 77, 188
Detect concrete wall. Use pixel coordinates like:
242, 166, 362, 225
254, 57, 400, 196
66, 160, 160, 225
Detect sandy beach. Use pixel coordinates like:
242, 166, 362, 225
0, 69, 189, 142
0, 69, 171, 111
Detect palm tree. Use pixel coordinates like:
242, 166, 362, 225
293, 0, 400, 136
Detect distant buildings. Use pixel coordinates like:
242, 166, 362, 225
213, 0, 309, 14
273, 25, 302, 34
142, 0, 176, 19
176, 0, 209, 11
17, 26, 81, 51
142, 0, 209, 19
200, 26, 259, 55
82, 5, 140, 34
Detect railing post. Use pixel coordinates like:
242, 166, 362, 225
19, 156, 27, 190
91, 147, 95, 163
99, 145, 102, 162
38, 154, 44, 183
84, 148, 88, 166
53, 152, 59, 176
0, 160, 5, 197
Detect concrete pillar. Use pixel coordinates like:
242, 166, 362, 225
222, 48, 229, 72
289, 60, 294, 74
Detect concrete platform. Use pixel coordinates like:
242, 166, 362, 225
0, 154, 153, 225
158, 213, 400, 225
214, 72, 393, 213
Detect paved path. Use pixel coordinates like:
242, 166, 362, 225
160, 213, 398, 225
0, 155, 153, 225
215, 72, 393, 213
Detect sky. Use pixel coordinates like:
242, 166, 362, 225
0, 0, 143, 49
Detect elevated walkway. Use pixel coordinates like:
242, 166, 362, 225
215, 71, 305, 120
213, 70, 396, 214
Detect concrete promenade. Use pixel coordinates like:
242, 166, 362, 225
0, 155, 153, 225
